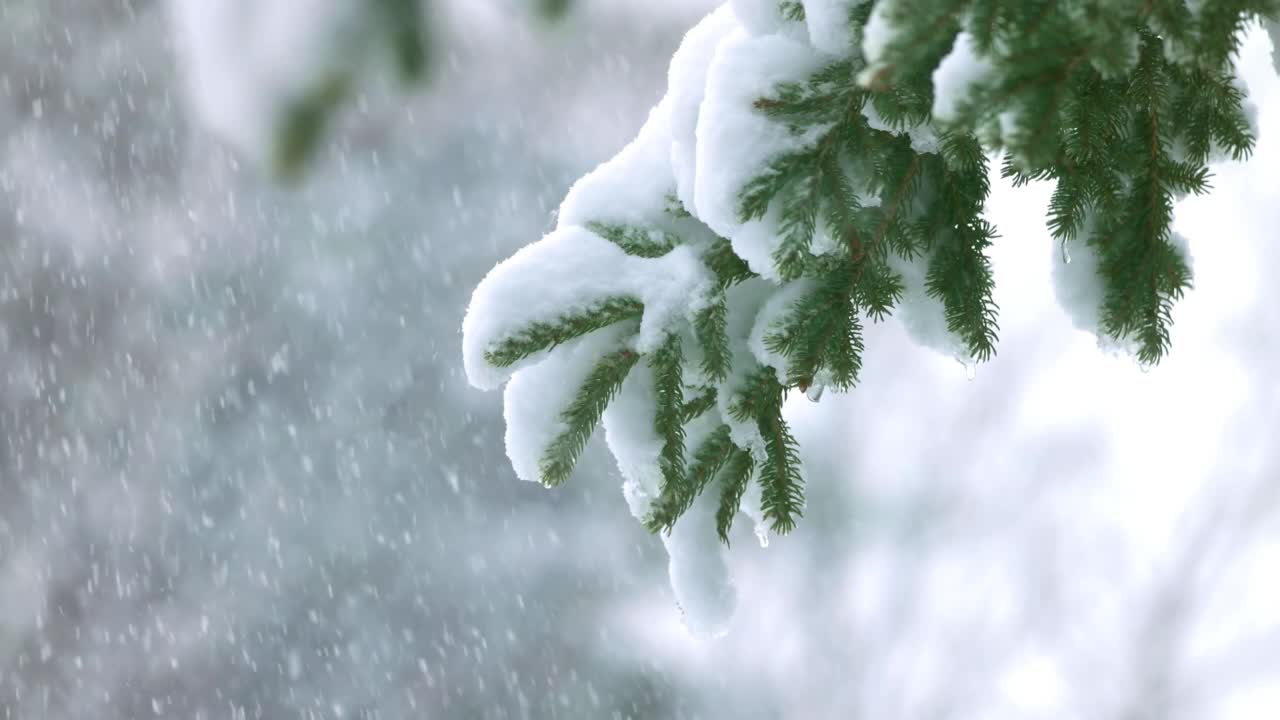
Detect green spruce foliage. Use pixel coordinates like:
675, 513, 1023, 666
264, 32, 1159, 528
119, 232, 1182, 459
539, 347, 640, 486
867, 0, 1266, 362
474, 0, 1274, 543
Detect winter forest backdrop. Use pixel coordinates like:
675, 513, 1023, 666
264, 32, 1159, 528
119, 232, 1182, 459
3, 1, 1280, 718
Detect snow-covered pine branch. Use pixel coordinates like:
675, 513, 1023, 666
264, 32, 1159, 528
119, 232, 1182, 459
465, 0, 1272, 630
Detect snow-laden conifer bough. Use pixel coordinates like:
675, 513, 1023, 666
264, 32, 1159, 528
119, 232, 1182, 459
462, 0, 1277, 632
461, 0, 1280, 632
156, 0, 1280, 634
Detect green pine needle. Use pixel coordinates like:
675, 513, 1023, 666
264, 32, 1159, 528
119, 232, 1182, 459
703, 238, 756, 290
651, 333, 687, 504
736, 369, 804, 534
645, 424, 736, 534
586, 221, 679, 258
693, 297, 731, 382
539, 348, 640, 486
680, 387, 719, 425
763, 268, 863, 390
484, 297, 643, 368
779, 1, 805, 22
715, 447, 755, 544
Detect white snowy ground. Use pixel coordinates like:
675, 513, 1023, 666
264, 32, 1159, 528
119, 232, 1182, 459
609, 24, 1280, 720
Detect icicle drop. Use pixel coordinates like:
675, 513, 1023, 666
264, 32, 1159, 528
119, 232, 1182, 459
1061, 240, 1072, 265
956, 358, 976, 381
754, 524, 770, 548
804, 383, 825, 402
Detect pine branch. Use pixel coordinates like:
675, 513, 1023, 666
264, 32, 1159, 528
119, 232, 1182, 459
484, 297, 643, 367
651, 333, 687, 503
780, 1, 806, 22
645, 424, 736, 534
586, 221, 679, 258
739, 152, 815, 224
774, 167, 823, 280
680, 387, 719, 424
693, 297, 731, 382
925, 219, 1000, 361
733, 369, 804, 534
716, 447, 755, 544
376, 0, 429, 82
853, 259, 905, 322
920, 150, 1000, 361
1095, 32, 1196, 365
273, 75, 351, 181
763, 265, 865, 390
665, 193, 693, 218
539, 348, 640, 486
702, 237, 756, 290
872, 149, 923, 250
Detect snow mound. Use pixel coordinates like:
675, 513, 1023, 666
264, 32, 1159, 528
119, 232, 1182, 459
663, 488, 737, 636
669, 7, 740, 213
931, 32, 994, 123
801, 0, 859, 57
603, 362, 666, 520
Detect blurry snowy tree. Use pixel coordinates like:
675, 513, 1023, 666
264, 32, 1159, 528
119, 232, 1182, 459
462, 0, 1280, 628
169, 0, 579, 180
2, 0, 717, 716
170, 0, 430, 180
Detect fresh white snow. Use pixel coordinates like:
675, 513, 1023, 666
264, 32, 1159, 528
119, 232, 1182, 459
668, 6, 740, 213
801, 0, 859, 57
661, 484, 737, 635
931, 31, 995, 123
858, 0, 900, 73
728, 0, 793, 38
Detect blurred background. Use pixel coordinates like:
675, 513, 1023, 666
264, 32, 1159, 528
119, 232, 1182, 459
2, 1, 1279, 718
